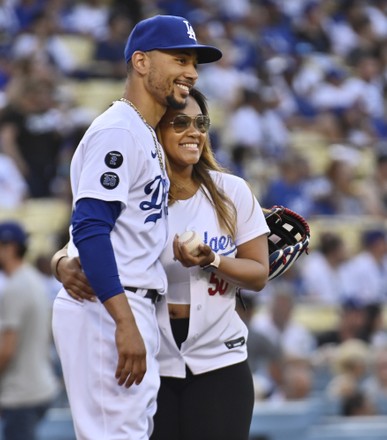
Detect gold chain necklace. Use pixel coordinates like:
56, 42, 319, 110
118, 97, 165, 174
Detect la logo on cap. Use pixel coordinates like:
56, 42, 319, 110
183, 20, 197, 41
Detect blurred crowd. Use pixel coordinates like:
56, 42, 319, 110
0, 0, 386, 213
0, 0, 387, 434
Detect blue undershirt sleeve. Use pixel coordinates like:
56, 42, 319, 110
71, 198, 123, 302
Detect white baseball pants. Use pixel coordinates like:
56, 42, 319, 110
52, 288, 160, 440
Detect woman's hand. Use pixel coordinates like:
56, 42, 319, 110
173, 233, 269, 292
172, 234, 214, 268
57, 256, 97, 302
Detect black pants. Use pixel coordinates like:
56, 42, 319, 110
151, 319, 254, 440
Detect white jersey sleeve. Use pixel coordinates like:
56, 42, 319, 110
72, 128, 138, 207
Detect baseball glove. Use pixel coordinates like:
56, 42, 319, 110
263, 205, 310, 281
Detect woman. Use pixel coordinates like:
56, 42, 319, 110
52, 88, 269, 440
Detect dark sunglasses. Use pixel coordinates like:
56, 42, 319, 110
167, 114, 211, 133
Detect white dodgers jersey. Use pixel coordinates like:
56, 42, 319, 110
68, 101, 170, 293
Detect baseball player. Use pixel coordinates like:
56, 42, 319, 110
53, 88, 269, 440
51, 16, 221, 440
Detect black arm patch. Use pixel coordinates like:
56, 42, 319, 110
224, 337, 246, 349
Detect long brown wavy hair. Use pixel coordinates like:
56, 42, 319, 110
157, 88, 237, 240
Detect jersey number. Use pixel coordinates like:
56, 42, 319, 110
208, 273, 229, 296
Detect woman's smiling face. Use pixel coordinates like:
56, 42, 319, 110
158, 96, 209, 170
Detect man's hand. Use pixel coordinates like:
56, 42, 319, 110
104, 294, 147, 387
115, 319, 147, 387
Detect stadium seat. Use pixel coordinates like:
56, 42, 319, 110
56, 34, 95, 69
64, 79, 125, 114
0, 198, 71, 260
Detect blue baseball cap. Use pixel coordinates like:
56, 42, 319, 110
124, 15, 222, 64
341, 297, 365, 311
362, 229, 386, 247
0, 221, 28, 246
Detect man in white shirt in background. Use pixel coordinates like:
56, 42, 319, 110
0, 221, 59, 440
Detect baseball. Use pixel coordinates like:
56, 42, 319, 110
178, 230, 203, 257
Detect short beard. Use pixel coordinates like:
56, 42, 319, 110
166, 94, 187, 110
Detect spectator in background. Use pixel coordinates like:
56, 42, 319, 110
326, 0, 370, 58
265, 51, 343, 143
226, 86, 290, 158
263, 55, 305, 124
341, 229, 387, 305
362, 346, 387, 414
366, 0, 387, 40
236, 292, 284, 400
0, 75, 65, 198
214, 0, 253, 23
359, 150, 387, 217
262, 152, 314, 218
0, 152, 27, 208
309, 66, 351, 115
0, 0, 20, 53
292, 1, 332, 54
11, 10, 77, 77
13, 0, 46, 31
251, 282, 317, 360
110, 0, 144, 24
228, 143, 253, 179
336, 97, 378, 149
349, 14, 379, 56
259, 0, 296, 57
307, 64, 377, 147
300, 232, 349, 305
226, 88, 266, 151
0, 221, 60, 440
270, 357, 314, 402
311, 155, 365, 216
313, 299, 366, 385
344, 50, 387, 140
89, 9, 131, 80
221, 16, 262, 72
312, 298, 369, 396
196, 39, 246, 111
360, 303, 387, 347
315, 298, 368, 348
326, 338, 370, 400
63, 0, 110, 39
3, 55, 57, 103
35, 254, 62, 306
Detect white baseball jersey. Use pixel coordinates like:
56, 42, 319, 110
66, 100, 169, 292
156, 171, 269, 378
